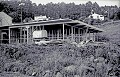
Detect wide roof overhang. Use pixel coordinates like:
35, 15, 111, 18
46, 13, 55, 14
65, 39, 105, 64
2, 19, 104, 33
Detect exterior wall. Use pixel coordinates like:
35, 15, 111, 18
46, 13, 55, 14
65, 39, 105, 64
9, 26, 93, 44
5, 26, 101, 44
0, 28, 9, 44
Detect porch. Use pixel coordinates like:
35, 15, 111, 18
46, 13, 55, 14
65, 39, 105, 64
0, 19, 104, 44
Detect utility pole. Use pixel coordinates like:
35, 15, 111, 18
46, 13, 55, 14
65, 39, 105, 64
19, 3, 25, 23
108, 7, 110, 19
21, 7, 22, 23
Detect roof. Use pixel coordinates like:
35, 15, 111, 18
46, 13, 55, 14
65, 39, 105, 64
0, 12, 12, 20
2, 18, 104, 32
0, 12, 12, 27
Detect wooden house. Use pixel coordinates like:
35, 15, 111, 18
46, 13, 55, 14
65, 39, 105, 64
0, 12, 12, 44
0, 12, 104, 44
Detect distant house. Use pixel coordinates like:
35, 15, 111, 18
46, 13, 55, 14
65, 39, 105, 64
34, 16, 49, 21
89, 13, 105, 21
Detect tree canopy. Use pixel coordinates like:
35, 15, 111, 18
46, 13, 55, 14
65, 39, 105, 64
0, 0, 119, 23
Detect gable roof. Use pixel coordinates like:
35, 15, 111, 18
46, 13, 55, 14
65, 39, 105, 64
0, 12, 12, 27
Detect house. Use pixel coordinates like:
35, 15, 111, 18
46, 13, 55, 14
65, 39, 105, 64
34, 16, 49, 21
89, 13, 105, 21
0, 12, 104, 44
0, 12, 12, 44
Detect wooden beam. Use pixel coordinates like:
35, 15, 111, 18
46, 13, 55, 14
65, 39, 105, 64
11, 21, 74, 28
74, 20, 104, 32
1, 29, 9, 31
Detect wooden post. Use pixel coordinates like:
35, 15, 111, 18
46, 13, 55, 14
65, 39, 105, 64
71, 26, 73, 41
52, 30, 53, 40
57, 29, 59, 39
47, 30, 50, 40
20, 27, 22, 43
30, 26, 32, 43
89, 31, 90, 40
69, 28, 70, 36
9, 28, 11, 44
96, 32, 97, 42
65, 29, 67, 39
24, 28, 26, 43
74, 27, 75, 41
85, 27, 89, 40
26, 26, 29, 44
60, 29, 62, 39
78, 28, 80, 42
42, 25, 44, 30
0, 30, 1, 44
27, 27, 29, 44
63, 24, 65, 40
93, 33, 95, 41
40, 26, 41, 30
31, 26, 34, 43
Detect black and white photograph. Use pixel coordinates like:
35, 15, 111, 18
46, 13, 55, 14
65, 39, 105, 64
0, 0, 120, 77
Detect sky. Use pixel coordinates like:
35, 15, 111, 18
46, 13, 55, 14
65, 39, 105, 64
31, 0, 120, 7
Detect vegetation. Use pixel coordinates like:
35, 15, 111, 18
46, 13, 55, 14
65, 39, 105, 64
0, 0, 119, 23
99, 20, 120, 47
0, 42, 119, 77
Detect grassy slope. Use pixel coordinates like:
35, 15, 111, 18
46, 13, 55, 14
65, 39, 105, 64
100, 20, 120, 45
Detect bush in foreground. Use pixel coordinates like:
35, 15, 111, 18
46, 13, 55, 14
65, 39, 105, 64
0, 43, 119, 77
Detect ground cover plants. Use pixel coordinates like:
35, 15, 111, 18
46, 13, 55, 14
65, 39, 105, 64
0, 42, 119, 77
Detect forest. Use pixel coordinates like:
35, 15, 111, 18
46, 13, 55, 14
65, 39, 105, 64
0, 0, 120, 23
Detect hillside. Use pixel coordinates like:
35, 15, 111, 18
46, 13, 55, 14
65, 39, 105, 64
100, 20, 120, 46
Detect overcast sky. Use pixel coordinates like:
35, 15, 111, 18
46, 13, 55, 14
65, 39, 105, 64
31, 0, 120, 7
